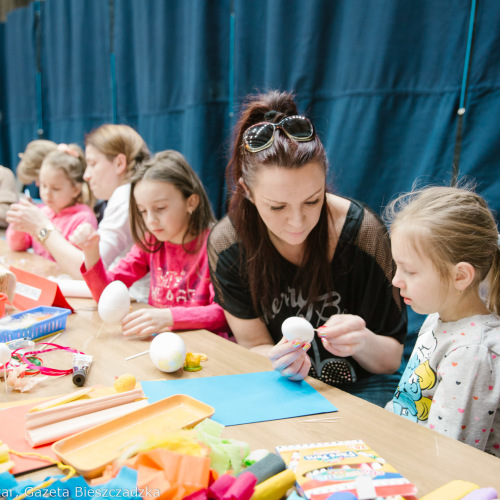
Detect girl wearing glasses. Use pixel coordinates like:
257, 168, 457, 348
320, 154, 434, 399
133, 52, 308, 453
207, 90, 407, 406
70, 150, 229, 338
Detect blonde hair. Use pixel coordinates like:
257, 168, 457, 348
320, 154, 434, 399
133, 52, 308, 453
17, 139, 57, 184
41, 144, 93, 206
85, 124, 150, 180
385, 185, 500, 314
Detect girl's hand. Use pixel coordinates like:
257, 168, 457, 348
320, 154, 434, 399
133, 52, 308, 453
5, 199, 49, 235
69, 222, 100, 251
269, 337, 311, 381
121, 308, 174, 337
316, 314, 368, 358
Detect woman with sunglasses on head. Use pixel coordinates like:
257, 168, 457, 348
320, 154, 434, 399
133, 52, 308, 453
207, 90, 407, 406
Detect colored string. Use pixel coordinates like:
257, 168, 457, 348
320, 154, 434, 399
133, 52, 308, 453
9, 449, 76, 500
11, 343, 85, 376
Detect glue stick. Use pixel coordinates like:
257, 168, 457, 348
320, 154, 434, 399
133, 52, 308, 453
72, 354, 93, 387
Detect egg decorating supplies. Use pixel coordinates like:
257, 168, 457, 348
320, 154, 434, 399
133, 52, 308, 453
72, 353, 93, 387
149, 332, 187, 373
281, 316, 315, 343
97, 280, 130, 323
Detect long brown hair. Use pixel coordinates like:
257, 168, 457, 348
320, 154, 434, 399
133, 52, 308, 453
227, 90, 331, 316
130, 150, 215, 253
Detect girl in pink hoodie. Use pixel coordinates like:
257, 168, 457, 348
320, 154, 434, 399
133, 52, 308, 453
6, 144, 97, 260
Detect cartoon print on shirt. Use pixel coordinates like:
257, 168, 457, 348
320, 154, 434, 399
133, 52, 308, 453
392, 329, 438, 422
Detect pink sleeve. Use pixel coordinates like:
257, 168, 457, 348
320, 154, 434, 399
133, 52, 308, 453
81, 244, 150, 302
170, 283, 229, 334
6, 225, 32, 252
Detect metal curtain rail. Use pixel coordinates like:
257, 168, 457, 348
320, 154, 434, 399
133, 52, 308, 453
109, 0, 117, 123
451, 0, 477, 186
34, 0, 43, 138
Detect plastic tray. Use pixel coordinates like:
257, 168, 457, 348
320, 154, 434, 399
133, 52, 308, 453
0, 306, 71, 343
52, 394, 215, 478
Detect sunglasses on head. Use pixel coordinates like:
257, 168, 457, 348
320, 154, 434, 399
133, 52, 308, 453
242, 115, 315, 153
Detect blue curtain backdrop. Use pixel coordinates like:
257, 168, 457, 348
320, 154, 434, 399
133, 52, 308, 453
1, 0, 500, 350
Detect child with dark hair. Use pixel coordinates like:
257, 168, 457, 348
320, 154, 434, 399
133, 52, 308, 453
71, 150, 229, 338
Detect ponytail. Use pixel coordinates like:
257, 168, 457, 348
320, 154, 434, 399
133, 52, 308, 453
486, 245, 500, 315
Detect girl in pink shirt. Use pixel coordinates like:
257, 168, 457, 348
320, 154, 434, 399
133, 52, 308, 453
71, 149, 229, 338
6, 144, 97, 261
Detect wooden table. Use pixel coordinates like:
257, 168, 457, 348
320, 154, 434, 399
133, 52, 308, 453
1, 240, 499, 496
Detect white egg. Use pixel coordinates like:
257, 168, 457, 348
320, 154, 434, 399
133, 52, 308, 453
281, 316, 315, 342
149, 332, 186, 373
0, 343, 11, 364
98, 281, 131, 323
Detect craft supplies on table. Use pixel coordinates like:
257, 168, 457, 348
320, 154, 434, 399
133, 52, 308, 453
0, 306, 71, 343
25, 387, 146, 446
275, 439, 418, 500
52, 394, 215, 478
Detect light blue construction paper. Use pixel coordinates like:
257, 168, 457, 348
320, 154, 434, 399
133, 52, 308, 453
141, 370, 337, 426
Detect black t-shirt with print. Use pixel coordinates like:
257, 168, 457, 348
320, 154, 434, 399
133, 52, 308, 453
208, 199, 407, 386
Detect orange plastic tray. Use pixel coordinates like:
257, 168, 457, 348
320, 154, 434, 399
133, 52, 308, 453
52, 394, 215, 478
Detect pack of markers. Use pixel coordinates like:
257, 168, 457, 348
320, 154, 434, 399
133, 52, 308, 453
0, 306, 71, 343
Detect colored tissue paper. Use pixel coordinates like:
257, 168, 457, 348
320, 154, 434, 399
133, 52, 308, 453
125, 448, 211, 499
195, 419, 250, 475
141, 371, 337, 426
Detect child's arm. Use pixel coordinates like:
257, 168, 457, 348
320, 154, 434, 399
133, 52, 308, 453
121, 284, 229, 337
68, 223, 101, 270
76, 241, 150, 303
5, 223, 32, 252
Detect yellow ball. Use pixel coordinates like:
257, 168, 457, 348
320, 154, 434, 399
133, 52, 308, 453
114, 373, 136, 393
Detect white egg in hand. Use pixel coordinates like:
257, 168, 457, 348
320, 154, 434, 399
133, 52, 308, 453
149, 332, 186, 373
281, 316, 315, 343
0, 343, 11, 365
98, 281, 131, 323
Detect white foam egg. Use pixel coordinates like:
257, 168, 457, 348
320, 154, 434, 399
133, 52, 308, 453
98, 280, 131, 323
281, 316, 315, 342
0, 343, 11, 364
149, 332, 186, 373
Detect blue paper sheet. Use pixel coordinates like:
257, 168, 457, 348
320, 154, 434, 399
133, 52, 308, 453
141, 370, 337, 426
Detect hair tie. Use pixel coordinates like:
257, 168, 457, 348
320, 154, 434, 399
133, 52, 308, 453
264, 110, 279, 121
57, 143, 80, 158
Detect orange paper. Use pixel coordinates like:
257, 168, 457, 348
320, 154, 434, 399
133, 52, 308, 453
126, 449, 211, 500
9, 266, 74, 312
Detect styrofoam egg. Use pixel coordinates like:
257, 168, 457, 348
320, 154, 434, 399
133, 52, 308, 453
0, 343, 11, 365
98, 280, 131, 323
281, 316, 315, 342
149, 332, 186, 373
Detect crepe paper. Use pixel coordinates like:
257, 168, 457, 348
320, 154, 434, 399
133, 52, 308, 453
28, 387, 93, 412
419, 480, 479, 500
125, 448, 211, 499
462, 489, 498, 500
194, 419, 250, 475
141, 371, 337, 426
52, 278, 93, 298
25, 388, 145, 429
26, 399, 149, 447
221, 472, 256, 500
250, 469, 296, 500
